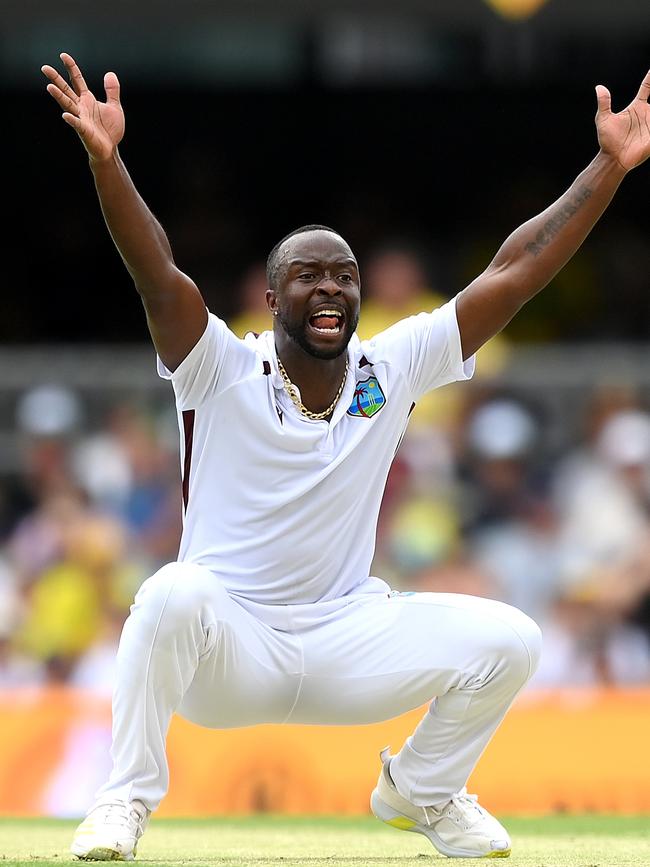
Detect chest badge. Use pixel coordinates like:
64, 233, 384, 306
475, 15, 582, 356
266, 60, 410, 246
347, 375, 386, 418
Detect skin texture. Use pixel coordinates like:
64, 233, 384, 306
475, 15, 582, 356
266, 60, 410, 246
41, 53, 207, 373
266, 230, 361, 414
42, 54, 650, 400
455, 74, 650, 359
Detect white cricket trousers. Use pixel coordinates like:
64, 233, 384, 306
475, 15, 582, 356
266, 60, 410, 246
98, 562, 541, 811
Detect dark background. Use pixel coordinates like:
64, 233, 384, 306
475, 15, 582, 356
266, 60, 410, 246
4, 0, 649, 344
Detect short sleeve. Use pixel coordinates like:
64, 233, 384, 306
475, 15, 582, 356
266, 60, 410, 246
363, 296, 475, 401
157, 312, 257, 409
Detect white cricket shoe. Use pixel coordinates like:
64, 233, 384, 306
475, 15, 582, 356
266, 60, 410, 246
371, 749, 511, 859
70, 799, 150, 861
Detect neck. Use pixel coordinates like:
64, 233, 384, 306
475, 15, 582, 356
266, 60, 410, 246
275, 330, 348, 415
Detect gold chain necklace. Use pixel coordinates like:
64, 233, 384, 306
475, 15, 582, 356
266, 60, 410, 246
277, 355, 349, 421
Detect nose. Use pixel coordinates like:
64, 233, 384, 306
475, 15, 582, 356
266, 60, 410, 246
316, 276, 342, 295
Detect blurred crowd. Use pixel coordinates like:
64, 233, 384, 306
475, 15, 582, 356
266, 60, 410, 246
1, 245, 649, 695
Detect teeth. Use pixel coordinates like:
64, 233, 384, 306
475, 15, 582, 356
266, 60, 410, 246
313, 325, 341, 334
311, 309, 342, 318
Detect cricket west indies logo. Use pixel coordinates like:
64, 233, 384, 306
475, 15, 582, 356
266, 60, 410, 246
347, 376, 386, 418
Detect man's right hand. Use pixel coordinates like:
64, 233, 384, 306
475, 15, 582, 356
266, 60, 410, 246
42, 50, 208, 372
42, 52, 124, 162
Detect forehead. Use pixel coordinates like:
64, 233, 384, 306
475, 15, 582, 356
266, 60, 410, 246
280, 230, 356, 266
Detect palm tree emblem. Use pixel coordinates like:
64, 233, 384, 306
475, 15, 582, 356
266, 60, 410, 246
348, 377, 385, 418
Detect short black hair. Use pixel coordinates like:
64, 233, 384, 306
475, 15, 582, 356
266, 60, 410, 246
266, 224, 343, 291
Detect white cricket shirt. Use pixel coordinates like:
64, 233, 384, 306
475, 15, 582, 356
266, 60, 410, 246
158, 297, 474, 611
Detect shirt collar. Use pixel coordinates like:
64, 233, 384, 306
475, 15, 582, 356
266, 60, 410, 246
254, 330, 364, 425
255, 329, 364, 388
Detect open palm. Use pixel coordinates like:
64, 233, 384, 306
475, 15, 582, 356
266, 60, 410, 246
42, 52, 124, 162
596, 70, 650, 172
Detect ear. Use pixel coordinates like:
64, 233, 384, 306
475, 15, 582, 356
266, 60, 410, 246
266, 288, 278, 314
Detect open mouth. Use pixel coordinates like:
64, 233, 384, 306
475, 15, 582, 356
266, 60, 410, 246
308, 308, 345, 335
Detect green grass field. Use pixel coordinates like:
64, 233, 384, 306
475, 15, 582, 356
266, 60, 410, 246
1, 815, 648, 867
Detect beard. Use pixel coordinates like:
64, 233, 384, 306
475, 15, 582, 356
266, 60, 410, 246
276, 308, 360, 360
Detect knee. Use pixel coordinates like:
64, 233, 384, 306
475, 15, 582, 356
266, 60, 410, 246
495, 607, 543, 684
132, 562, 223, 636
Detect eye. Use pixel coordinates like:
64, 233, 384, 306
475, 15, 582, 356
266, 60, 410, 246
338, 273, 353, 283
298, 272, 316, 281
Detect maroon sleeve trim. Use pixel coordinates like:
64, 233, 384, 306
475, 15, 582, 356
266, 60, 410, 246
182, 409, 195, 511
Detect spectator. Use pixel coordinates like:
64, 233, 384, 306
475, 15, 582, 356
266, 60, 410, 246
16, 513, 138, 680
358, 245, 510, 431
228, 262, 273, 338
555, 409, 650, 592
463, 398, 563, 621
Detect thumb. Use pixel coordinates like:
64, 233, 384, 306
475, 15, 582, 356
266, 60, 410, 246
104, 71, 121, 106
595, 84, 611, 117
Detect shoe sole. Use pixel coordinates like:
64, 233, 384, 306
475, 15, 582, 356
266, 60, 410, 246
73, 848, 132, 861
71, 843, 138, 862
371, 788, 511, 859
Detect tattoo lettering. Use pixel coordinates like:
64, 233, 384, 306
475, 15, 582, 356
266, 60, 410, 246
524, 185, 593, 257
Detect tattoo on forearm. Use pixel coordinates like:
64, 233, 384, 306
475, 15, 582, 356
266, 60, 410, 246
524, 185, 593, 257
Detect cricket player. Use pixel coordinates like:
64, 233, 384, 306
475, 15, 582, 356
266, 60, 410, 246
42, 53, 650, 860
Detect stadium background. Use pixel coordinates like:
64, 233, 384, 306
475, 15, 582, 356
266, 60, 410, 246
1, 0, 649, 819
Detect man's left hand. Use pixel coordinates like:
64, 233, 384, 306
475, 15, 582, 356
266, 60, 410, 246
596, 69, 650, 172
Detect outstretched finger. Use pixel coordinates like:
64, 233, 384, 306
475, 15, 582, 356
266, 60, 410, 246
41, 64, 79, 105
636, 69, 650, 102
62, 112, 90, 137
595, 84, 611, 116
104, 71, 121, 107
60, 52, 89, 96
46, 82, 79, 115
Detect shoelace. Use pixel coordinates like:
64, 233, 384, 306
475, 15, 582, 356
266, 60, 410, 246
95, 801, 144, 829
382, 754, 483, 830
421, 788, 481, 827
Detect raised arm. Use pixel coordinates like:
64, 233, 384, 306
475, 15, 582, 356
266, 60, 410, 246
456, 70, 650, 360
42, 53, 207, 371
